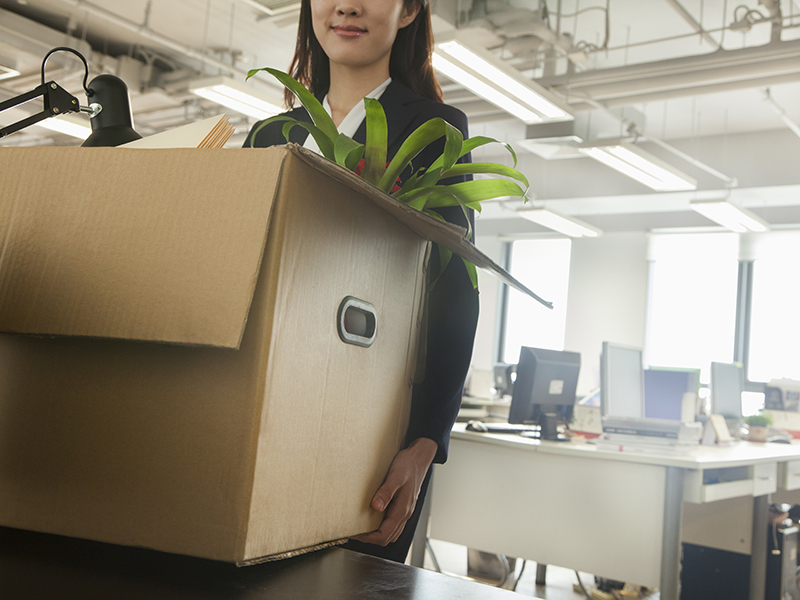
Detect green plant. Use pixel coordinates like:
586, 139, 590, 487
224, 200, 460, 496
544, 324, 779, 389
745, 413, 772, 427
246, 67, 530, 289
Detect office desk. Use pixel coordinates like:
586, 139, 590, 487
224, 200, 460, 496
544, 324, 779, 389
429, 425, 800, 600
0, 525, 521, 600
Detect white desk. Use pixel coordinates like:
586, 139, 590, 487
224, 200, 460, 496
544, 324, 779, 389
428, 425, 800, 600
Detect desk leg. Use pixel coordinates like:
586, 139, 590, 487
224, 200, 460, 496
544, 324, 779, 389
410, 471, 433, 568
661, 467, 684, 600
748, 494, 768, 600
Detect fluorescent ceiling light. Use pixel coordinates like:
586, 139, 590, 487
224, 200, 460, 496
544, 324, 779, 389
690, 199, 770, 233
518, 207, 602, 238
36, 114, 91, 139
0, 65, 20, 81
189, 76, 282, 120
433, 36, 573, 125
579, 140, 697, 192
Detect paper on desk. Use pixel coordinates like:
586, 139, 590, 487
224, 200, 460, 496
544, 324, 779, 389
121, 114, 234, 149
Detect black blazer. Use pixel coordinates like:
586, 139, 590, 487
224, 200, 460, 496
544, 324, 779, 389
243, 81, 479, 464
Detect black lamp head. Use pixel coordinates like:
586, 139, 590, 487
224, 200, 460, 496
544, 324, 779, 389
81, 74, 142, 147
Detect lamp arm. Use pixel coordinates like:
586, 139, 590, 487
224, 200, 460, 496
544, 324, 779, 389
0, 81, 82, 139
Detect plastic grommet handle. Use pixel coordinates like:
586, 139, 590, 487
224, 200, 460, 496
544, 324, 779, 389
337, 296, 377, 348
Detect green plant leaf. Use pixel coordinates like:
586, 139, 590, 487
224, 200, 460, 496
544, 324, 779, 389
425, 179, 525, 206
334, 133, 363, 168
248, 115, 295, 148
441, 163, 529, 188
426, 135, 519, 175
344, 145, 365, 171
286, 120, 336, 160
378, 118, 449, 192
247, 67, 339, 143
462, 258, 479, 290
363, 98, 388, 185
393, 170, 421, 197
442, 123, 463, 172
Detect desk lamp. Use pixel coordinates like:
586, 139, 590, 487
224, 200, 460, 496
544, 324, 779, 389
0, 47, 141, 147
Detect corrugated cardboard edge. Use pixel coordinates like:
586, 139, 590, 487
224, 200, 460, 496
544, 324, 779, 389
232, 147, 290, 350
232, 148, 293, 562
236, 538, 348, 566
287, 144, 553, 309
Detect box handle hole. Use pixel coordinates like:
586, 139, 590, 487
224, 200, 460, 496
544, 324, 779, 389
337, 297, 376, 348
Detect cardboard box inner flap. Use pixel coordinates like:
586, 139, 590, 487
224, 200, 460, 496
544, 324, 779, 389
0, 147, 285, 348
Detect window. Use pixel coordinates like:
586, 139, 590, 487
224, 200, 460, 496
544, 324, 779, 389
645, 233, 739, 382
746, 232, 800, 383
501, 238, 571, 364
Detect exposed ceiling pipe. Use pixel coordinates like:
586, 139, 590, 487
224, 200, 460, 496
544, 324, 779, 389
538, 38, 800, 88
762, 87, 800, 141
60, 0, 267, 85
663, 0, 721, 49
568, 55, 800, 102
570, 71, 800, 109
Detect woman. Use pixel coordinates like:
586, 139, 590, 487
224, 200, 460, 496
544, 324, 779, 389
243, 0, 479, 563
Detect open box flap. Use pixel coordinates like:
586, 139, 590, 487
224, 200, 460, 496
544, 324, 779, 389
290, 145, 552, 309
0, 147, 287, 348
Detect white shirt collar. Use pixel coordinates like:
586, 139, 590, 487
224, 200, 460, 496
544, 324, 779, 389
303, 77, 392, 154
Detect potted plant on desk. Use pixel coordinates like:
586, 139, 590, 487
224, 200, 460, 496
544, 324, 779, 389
745, 412, 773, 442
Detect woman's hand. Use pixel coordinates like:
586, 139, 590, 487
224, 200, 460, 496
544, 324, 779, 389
352, 437, 438, 547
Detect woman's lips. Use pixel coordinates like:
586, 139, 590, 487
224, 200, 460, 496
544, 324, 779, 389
332, 25, 366, 38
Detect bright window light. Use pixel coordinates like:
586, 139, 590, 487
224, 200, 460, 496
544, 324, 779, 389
437, 41, 568, 120
690, 200, 769, 233
432, 53, 542, 124
189, 76, 282, 120
502, 238, 572, 364
518, 207, 601, 238
748, 234, 800, 382
645, 233, 739, 383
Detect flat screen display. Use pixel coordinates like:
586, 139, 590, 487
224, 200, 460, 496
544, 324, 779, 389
601, 342, 645, 419
711, 361, 744, 421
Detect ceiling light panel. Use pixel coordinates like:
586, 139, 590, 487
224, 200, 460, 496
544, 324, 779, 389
433, 34, 573, 125
579, 140, 697, 192
518, 207, 602, 238
189, 76, 282, 120
240, 0, 301, 16
690, 200, 770, 233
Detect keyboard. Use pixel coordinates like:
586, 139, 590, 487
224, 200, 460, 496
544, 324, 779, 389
465, 420, 540, 434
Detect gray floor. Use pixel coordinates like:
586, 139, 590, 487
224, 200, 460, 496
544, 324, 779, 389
420, 540, 660, 599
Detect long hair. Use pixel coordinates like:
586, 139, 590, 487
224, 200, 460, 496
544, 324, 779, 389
285, 0, 442, 107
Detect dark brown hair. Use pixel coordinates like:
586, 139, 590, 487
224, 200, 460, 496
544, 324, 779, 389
285, 0, 442, 107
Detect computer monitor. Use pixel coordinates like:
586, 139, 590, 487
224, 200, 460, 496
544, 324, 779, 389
644, 367, 701, 421
508, 347, 581, 431
600, 342, 645, 419
711, 361, 744, 427
493, 363, 516, 397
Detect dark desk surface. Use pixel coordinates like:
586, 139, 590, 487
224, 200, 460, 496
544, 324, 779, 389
0, 526, 520, 599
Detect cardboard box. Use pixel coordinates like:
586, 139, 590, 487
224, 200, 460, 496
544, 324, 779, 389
0, 144, 541, 564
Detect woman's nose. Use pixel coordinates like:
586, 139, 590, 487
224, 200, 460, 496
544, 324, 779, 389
335, 2, 361, 16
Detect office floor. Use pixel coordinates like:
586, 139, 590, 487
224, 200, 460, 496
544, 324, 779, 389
422, 540, 660, 599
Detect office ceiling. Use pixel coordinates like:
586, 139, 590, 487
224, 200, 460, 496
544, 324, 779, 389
1, 0, 799, 233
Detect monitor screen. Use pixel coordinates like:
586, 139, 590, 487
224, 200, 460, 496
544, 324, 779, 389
600, 342, 645, 419
508, 347, 581, 425
711, 362, 744, 422
644, 367, 701, 420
